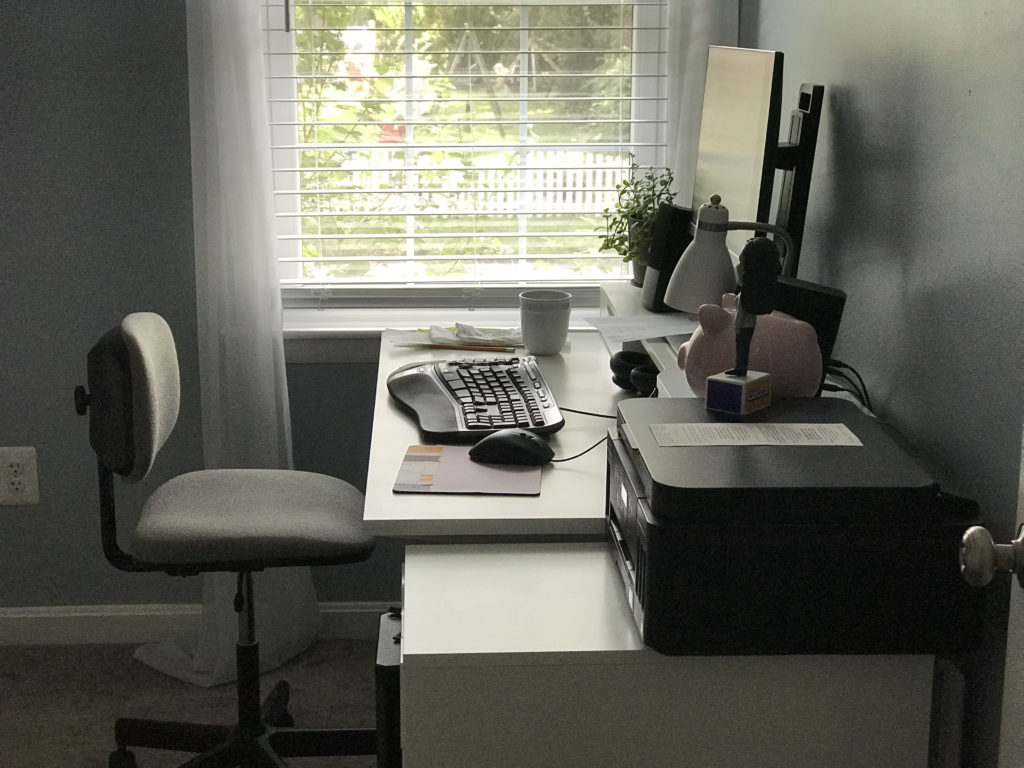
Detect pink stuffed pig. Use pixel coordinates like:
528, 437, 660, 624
678, 293, 822, 397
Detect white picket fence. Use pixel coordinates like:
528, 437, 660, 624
335, 149, 625, 213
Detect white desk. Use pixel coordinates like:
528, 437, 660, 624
364, 304, 934, 768
363, 329, 628, 540
400, 543, 934, 768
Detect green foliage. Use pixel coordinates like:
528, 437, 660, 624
598, 159, 674, 265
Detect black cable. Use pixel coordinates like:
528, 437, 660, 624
846, 365, 872, 412
549, 405, 616, 462
559, 406, 616, 419
829, 359, 870, 399
821, 382, 866, 406
825, 369, 865, 404
826, 365, 858, 391
551, 435, 609, 463
826, 360, 872, 412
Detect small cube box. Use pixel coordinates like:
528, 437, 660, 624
705, 371, 771, 415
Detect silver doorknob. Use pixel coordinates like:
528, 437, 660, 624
960, 525, 1024, 587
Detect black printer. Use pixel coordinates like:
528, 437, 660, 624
605, 397, 985, 655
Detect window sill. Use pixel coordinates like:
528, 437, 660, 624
283, 305, 601, 339
282, 304, 604, 364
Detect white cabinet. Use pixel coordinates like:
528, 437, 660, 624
400, 543, 934, 768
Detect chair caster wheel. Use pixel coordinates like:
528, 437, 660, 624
109, 748, 138, 768
265, 708, 295, 728
263, 679, 296, 727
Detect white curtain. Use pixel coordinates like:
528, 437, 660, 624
666, 0, 738, 199
134, 0, 321, 687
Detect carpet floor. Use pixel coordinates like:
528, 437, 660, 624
0, 639, 379, 768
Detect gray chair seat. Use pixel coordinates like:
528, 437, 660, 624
132, 469, 373, 568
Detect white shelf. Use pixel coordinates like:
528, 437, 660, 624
599, 281, 696, 398
401, 542, 643, 665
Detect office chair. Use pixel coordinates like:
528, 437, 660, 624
74, 312, 378, 768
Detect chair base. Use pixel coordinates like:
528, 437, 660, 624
109, 679, 377, 768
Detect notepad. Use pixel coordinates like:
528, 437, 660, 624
393, 445, 542, 495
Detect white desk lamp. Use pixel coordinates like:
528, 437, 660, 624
663, 194, 795, 314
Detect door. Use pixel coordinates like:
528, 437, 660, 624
1000, 423, 1024, 764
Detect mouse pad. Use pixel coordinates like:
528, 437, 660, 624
393, 444, 541, 495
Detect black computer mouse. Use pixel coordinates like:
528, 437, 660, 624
468, 428, 555, 466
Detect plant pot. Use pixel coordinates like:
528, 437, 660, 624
631, 258, 646, 287
627, 216, 647, 286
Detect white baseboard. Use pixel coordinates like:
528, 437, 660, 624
0, 601, 394, 646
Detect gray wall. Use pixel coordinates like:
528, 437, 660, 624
0, 1, 203, 605
742, 2, 1024, 764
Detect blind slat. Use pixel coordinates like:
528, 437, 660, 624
268, 95, 661, 105
271, 0, 660, 6
287, 24, 656, 31
269, 120, 664, 131
267, 49, 654, 58
277, 211, 611, 219
280, 231, 607, 240
279, 252, 625, 263
268, 72, 662, 81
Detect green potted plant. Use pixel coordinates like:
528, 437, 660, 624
598, 159, 675, 286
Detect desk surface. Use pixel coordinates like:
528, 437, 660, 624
363, 330, 631, 540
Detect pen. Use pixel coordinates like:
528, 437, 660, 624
396, 343, 516, 353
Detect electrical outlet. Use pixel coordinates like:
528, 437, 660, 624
0, 447, 39, 505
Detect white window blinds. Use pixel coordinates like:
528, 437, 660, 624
263, 0, 667, 288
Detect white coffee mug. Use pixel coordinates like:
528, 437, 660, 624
519, 289, 572, 355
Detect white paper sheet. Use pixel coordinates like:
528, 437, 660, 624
587, 313, 699, 344
650, 422, 863, 447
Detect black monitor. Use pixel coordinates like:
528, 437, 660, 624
773, 82, 824, 276
691, 46, 823, 277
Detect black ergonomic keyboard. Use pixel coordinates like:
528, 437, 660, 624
386, 356, 565, 442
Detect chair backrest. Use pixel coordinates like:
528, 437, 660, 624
86, 313, 180, 483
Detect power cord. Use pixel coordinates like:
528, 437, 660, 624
824, 359, 872, 412
550, 406, 616, 463
551, 435, 609, 463
559, 406, 616, 419
554, 388, 656, 463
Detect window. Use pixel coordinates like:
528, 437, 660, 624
263, 0, 667, 301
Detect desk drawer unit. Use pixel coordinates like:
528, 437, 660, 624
400, 543, 935, 768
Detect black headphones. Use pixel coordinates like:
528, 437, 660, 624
609, 350, 658, 396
